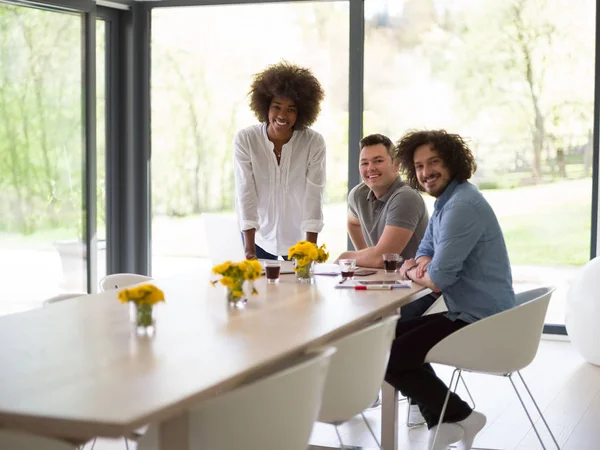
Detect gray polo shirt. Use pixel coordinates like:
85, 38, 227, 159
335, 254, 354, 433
348, 177, 429, 260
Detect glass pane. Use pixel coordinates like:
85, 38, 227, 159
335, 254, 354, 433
151, 2, 349, 276
96, 19, 107, 289
365, 0, 595, 326
0, 5, 83, 314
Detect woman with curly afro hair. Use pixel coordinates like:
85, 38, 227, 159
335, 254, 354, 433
233, 61, 327, 260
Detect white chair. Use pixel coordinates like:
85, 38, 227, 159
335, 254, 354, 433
0, 429, 77, 450
317, 315, 400, 448
98, 273, 152, 292
426, 287, 560, 450
43, 293, 87, 306
42, 286, 141, 450
137, 347, 336, 450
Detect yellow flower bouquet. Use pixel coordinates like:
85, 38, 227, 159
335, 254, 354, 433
287, 240, 329, 283
211, 259, 263, 307
118, 284, 165, 335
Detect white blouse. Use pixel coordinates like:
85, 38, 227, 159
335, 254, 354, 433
233, 124, 326, 256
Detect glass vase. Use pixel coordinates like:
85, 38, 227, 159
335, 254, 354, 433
296, 261, 315, 284
226, 280, 247, 308
130, 302, 156, 336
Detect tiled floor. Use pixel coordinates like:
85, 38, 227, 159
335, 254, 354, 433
86, 339, 600, 450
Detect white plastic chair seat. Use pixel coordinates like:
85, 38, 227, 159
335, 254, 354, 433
316, 315, 399, 448
318, 315, 399, 424
137, 347, 336, 450
426, 287, 554, 374
99, 273, 152, 292
425, 287, 560, 450
0, 429, 76, 450
43, 293, 87, 306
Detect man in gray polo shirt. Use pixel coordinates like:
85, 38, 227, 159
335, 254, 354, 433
336, 133, 436, 421
336, 133, 429, 268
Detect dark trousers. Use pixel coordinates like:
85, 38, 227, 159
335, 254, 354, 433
255, 244, 289, 260
385, 312, 473, 429
240, 234, 289, 260
398, 293, 438, 322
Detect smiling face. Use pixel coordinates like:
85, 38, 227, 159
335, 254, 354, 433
413, 144, 452, 198
267, 96, 297, 140
359, 144, 399, 198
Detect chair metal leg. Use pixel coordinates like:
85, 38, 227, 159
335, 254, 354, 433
123, 437, 130, 449
512, 371, 561, 449
334, 424, 345, 449
89, 437, 97, 450
360, 412, 381, 449
454, 372, 476, 410
430, 368, 460, 450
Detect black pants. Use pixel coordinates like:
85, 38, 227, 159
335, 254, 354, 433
385, 312, 473, 428
240, 234, 289, 260
398, 292, 438, 322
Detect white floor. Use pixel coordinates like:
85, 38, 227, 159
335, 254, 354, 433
86, 339, 600, 450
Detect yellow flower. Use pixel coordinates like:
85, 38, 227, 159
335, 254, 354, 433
118, 284, 165, 305
212, 261, 232, 275
220, 276, 235, 287
287, 240, 330, 265
211, 259, 262, 297
248, 260, 263, 272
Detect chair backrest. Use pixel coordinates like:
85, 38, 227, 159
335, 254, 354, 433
202, 213, 246, 263
43, 293, 87, 306
425, 287, 555, 374
137, 347, 336, 450
317, 315, 400, 424
99, 273, 152, 292
0, 429, 75, 450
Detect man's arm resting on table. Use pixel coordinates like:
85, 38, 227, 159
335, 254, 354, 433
337, 224, 414, 268
406, 265, 441, 293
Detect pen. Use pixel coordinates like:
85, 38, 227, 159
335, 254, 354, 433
354, 285, 401, 290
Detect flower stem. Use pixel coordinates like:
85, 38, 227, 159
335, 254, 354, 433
136, 303, 154, 327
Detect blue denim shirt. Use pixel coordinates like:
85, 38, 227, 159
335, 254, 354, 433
416, 180, 515, 323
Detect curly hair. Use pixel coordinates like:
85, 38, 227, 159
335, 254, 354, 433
395, 130, 477, 191
248, 61, 325, 130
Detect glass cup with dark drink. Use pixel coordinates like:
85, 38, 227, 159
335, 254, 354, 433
382, 253, 401, 274
338, 258, 357, 281
265, 260, 281, 284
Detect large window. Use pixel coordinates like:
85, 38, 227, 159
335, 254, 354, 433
0, 4, 82, 313
364, 0, 596, 328
0, 4, 107, 314
151, 2, 350, 276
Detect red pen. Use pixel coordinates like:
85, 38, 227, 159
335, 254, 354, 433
354, 285, 396, 290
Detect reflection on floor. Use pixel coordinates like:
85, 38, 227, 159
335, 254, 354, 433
87, 340, 600, 450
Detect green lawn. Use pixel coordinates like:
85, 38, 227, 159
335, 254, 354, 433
483, 179, 592, 266
500, 202, 591, 265
1, 178, 594, 267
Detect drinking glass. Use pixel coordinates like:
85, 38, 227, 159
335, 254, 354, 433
382, 253, 401, 274
265, 260, 281, 284
338, 259, 357, 281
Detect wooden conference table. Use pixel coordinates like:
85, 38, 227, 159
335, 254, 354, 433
0, 268, 429, 450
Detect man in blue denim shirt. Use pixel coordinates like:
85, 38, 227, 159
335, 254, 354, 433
385, 130, 515, 450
